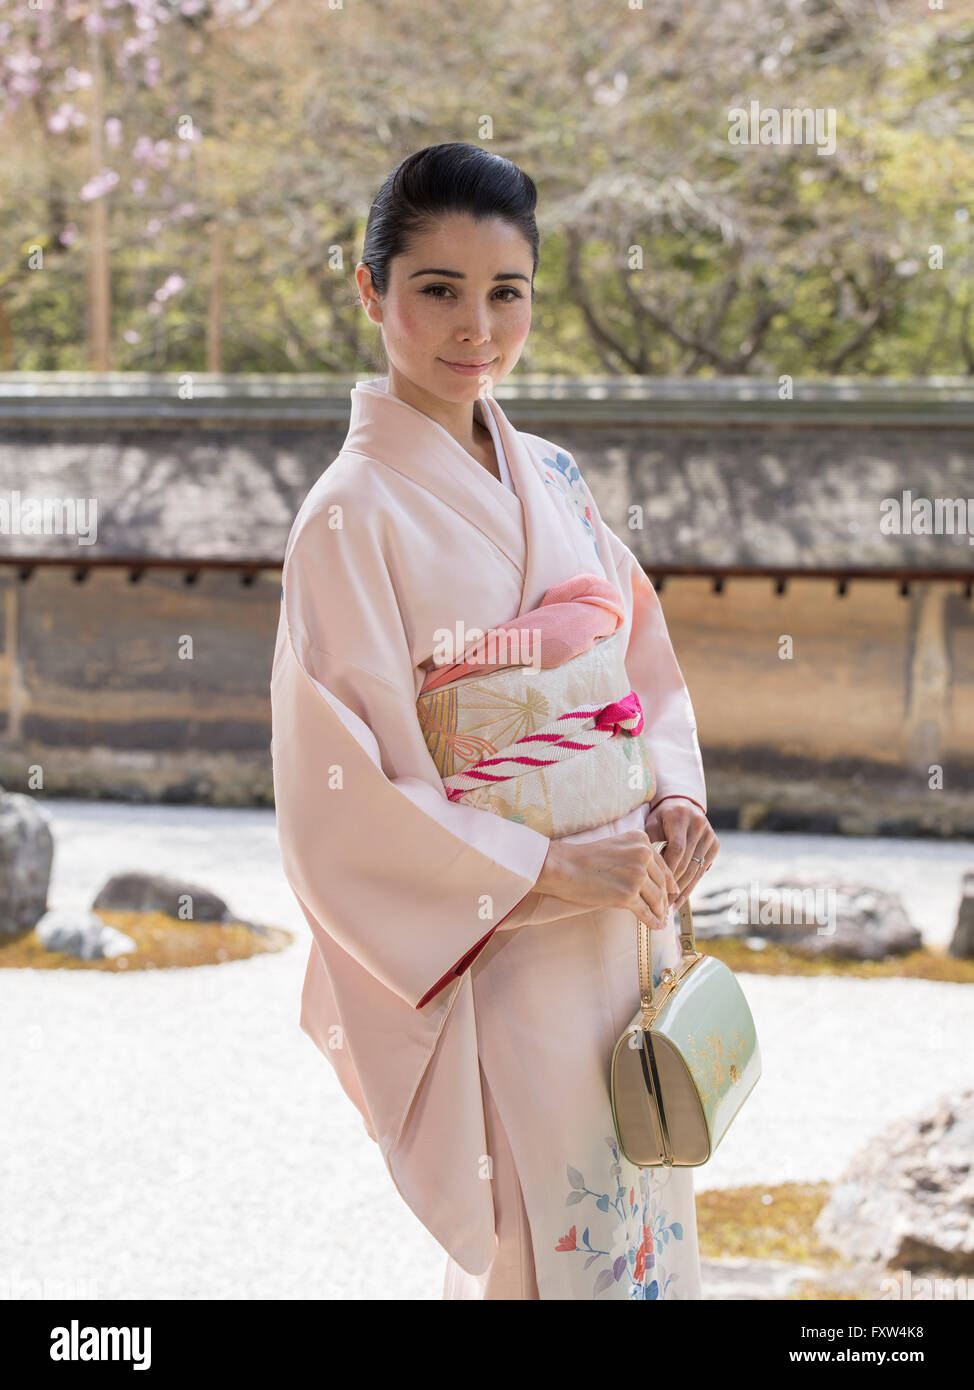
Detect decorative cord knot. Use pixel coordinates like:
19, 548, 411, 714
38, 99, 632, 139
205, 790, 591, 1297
594, 691, 644, 736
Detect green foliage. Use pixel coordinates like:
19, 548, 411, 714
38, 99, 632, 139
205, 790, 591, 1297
1, 0, 971, 375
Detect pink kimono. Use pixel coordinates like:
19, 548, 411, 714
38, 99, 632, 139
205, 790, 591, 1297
270, 376, 708, 1299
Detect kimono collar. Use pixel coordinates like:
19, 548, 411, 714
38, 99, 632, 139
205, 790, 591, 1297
343, 376, 584, 617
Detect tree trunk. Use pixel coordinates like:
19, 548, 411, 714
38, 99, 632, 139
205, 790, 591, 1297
87, 0, 110, 370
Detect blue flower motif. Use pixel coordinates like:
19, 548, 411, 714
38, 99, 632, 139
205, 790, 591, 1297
541, 451, 601, 564
554, 1138, 684, 1298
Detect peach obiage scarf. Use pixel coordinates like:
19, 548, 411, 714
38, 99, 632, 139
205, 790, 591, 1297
419, 573, 627, 692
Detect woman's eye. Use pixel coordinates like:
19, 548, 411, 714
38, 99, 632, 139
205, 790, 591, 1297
420, 285, 523, 301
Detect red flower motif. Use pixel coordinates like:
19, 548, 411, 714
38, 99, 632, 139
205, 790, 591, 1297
555, 1225, 577, 1252
629, 1186, 635, 1208
633, 1221, 656, 1284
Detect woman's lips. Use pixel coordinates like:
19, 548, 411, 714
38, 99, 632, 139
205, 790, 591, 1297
440, 358, 497, 375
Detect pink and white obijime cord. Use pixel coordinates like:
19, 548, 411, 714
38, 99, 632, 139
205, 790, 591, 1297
441, 691, 644, 802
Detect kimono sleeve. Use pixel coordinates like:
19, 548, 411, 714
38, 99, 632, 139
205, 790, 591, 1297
270, 504, 552, 1012
566, 459, 708, 817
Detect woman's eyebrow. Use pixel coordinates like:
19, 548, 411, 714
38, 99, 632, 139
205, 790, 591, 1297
408, 267, 531, 283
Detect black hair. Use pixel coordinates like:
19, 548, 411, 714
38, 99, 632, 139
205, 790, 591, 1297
358, 142, 539, 370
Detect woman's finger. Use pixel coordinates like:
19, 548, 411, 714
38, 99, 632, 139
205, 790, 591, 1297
632, 881, 667, 931
656, 806, 703, 886
637, 877, 670, 929
648, 843, 679, 899
674, 828, 720, 906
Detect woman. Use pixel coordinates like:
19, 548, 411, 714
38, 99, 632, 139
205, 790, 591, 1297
270, 142, 720, 1300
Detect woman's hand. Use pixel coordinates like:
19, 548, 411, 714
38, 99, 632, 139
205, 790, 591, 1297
533, 830, 679, 933
643, 798, 719, 907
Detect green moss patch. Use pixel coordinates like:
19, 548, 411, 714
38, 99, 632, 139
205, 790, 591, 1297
695, 1182, 962, 1300
0, 909, 292, 970
702, 936, 974, 982
696, 1181, 839, 1265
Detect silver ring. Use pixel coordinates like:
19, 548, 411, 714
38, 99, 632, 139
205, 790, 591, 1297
691, 856, 706, 865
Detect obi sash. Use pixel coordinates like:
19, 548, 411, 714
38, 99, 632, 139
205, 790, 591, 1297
416, 576, 656, 838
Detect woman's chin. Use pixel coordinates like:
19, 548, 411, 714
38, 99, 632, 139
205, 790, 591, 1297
434, 361, 508, 397
389, 359, 508, 402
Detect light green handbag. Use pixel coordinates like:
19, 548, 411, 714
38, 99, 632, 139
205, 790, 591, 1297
610, 840, 761, 1167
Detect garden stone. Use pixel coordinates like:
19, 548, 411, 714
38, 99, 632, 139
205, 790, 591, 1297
92, 872, 231, 923
0, 790, 54, 940
815, 1088, 974, 1273
690, 876, 922, 959
35, 908, 137, 961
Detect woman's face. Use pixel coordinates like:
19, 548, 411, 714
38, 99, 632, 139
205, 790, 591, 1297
357, 212, 534, 403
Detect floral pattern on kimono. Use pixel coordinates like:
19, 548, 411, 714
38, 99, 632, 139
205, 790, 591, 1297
541, 451, 602, 564
552, 960, 690, 1301
554, 1137, 687, 1300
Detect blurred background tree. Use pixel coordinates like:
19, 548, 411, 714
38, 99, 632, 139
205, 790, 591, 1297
0, 0, 971, 375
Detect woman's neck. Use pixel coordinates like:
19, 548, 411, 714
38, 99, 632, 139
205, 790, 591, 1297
385, 364, 489, 462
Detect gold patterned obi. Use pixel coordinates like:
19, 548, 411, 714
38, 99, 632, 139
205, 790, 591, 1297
416, 628, 655, 838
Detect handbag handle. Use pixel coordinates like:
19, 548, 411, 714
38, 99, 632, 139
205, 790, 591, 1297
637, 840, 699, 1016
